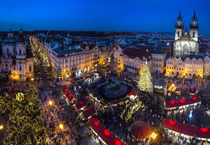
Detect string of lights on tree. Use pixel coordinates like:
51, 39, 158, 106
0, 85, 48, 145
138, 60, 152, 92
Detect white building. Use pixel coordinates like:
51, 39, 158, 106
173, 11, 199, 57
0, 26, 34, 81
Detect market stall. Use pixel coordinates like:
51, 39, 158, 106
83, 107, 96, 120
62, 88, 74, 103
165, 96, 201, 110
130, 121, 151, 140
163, 119, 210, 140
76, 100, 87, 110
88, 117, 125, 145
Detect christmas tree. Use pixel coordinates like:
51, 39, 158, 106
138, 61, 152, 92
0, 85, 48, 145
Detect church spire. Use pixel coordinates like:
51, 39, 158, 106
19, 23, 24, 42
9, 26, 12, 32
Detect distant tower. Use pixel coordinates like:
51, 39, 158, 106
66, 31, 72, 45
190, 10, 199, 42
8, 26, 14, 38
16, 24, 26, 59
19, 23, 24, 42
175, 11, 184, 40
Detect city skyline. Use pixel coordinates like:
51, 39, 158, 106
0, 0, 210, 35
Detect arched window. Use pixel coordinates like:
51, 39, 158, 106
19, 49, 22, 55
177, 31, 180, 37
193, 32, 195, 37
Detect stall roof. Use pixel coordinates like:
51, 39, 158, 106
165, 96, 201, 109
154, 81, 166, 87
62, 88, 74, 102
195, 127, 210, 139
163, 119, 196, 136
164, 119, 210, 139
83, 107, 96, 119
88, 117, 125, 145
76, 100, 87, 110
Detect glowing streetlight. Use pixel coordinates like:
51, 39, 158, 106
59, 123, 64, 130
171, 83, 175, 87
151, 132, 157, 139
49, 101, 53, 105
0, 125, 3, 130
31, 78, 34, 81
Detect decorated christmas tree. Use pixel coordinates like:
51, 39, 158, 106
138, 61, 152, 92
0, 85, 48, 145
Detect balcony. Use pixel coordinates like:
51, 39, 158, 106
16, 55, 26, 59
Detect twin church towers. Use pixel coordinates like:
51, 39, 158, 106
173, 11, 199, 57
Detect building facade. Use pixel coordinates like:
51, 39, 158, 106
173, 11, 199, 57
114, 47, 152, 76
0, 27, 34, 81
30, 34, 110, 79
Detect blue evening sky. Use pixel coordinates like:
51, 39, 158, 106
0, 0, 210, 34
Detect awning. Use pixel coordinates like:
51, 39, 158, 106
165, 96, 201, 109
83, 107, 96, 119
76, 100, 87, 110
163, 119, 196, 136
88, 117, 125, 145
62, 88, 74, 102
195, 127, 210, 139
189, 88, 196, 94
163, 119, 210, 139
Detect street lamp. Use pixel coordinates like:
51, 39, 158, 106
0, 125, 3, 130
31, 78, 34, 81
59, 123, 64, 130
151, 132, 157, 139
49, 100, 53, 105
171, 83, 175, 87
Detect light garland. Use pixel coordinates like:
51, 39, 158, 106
138, 63, 152, 92
0, 85, 48, 145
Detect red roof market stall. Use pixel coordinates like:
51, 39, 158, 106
62, 88, 74, 102
88, 117, 125, 145
163, 119, 196, 136
165, 96, 201, 109
163, 119, 210, 139
76, 100, 87, 110
130, 121, 151, 140
83, 107, 96, 119
195, 127, 210, 139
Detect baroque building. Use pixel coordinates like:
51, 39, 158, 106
30, 32, 110, 79
173, 11, 199, 57
0, 26, 34, 81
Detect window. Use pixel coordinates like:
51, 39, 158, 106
19, 66, 21, 71
29, 65, 32, 72
6, 64, 8, 69
19, 49, 22, 55
177, 31, 180, 37
193, 32, 195, 37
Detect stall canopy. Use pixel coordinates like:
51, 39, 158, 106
163, 119, 210, 138
189, 88, 196, 94
83, 107, 96, 119
62, 88, 74, 102
131, 121, 151, 140
163, 119, 196, 136
195, 127, 210, 139
165, 96, 201, 109
88, 117, 125, 145
76, 100, 87, 110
